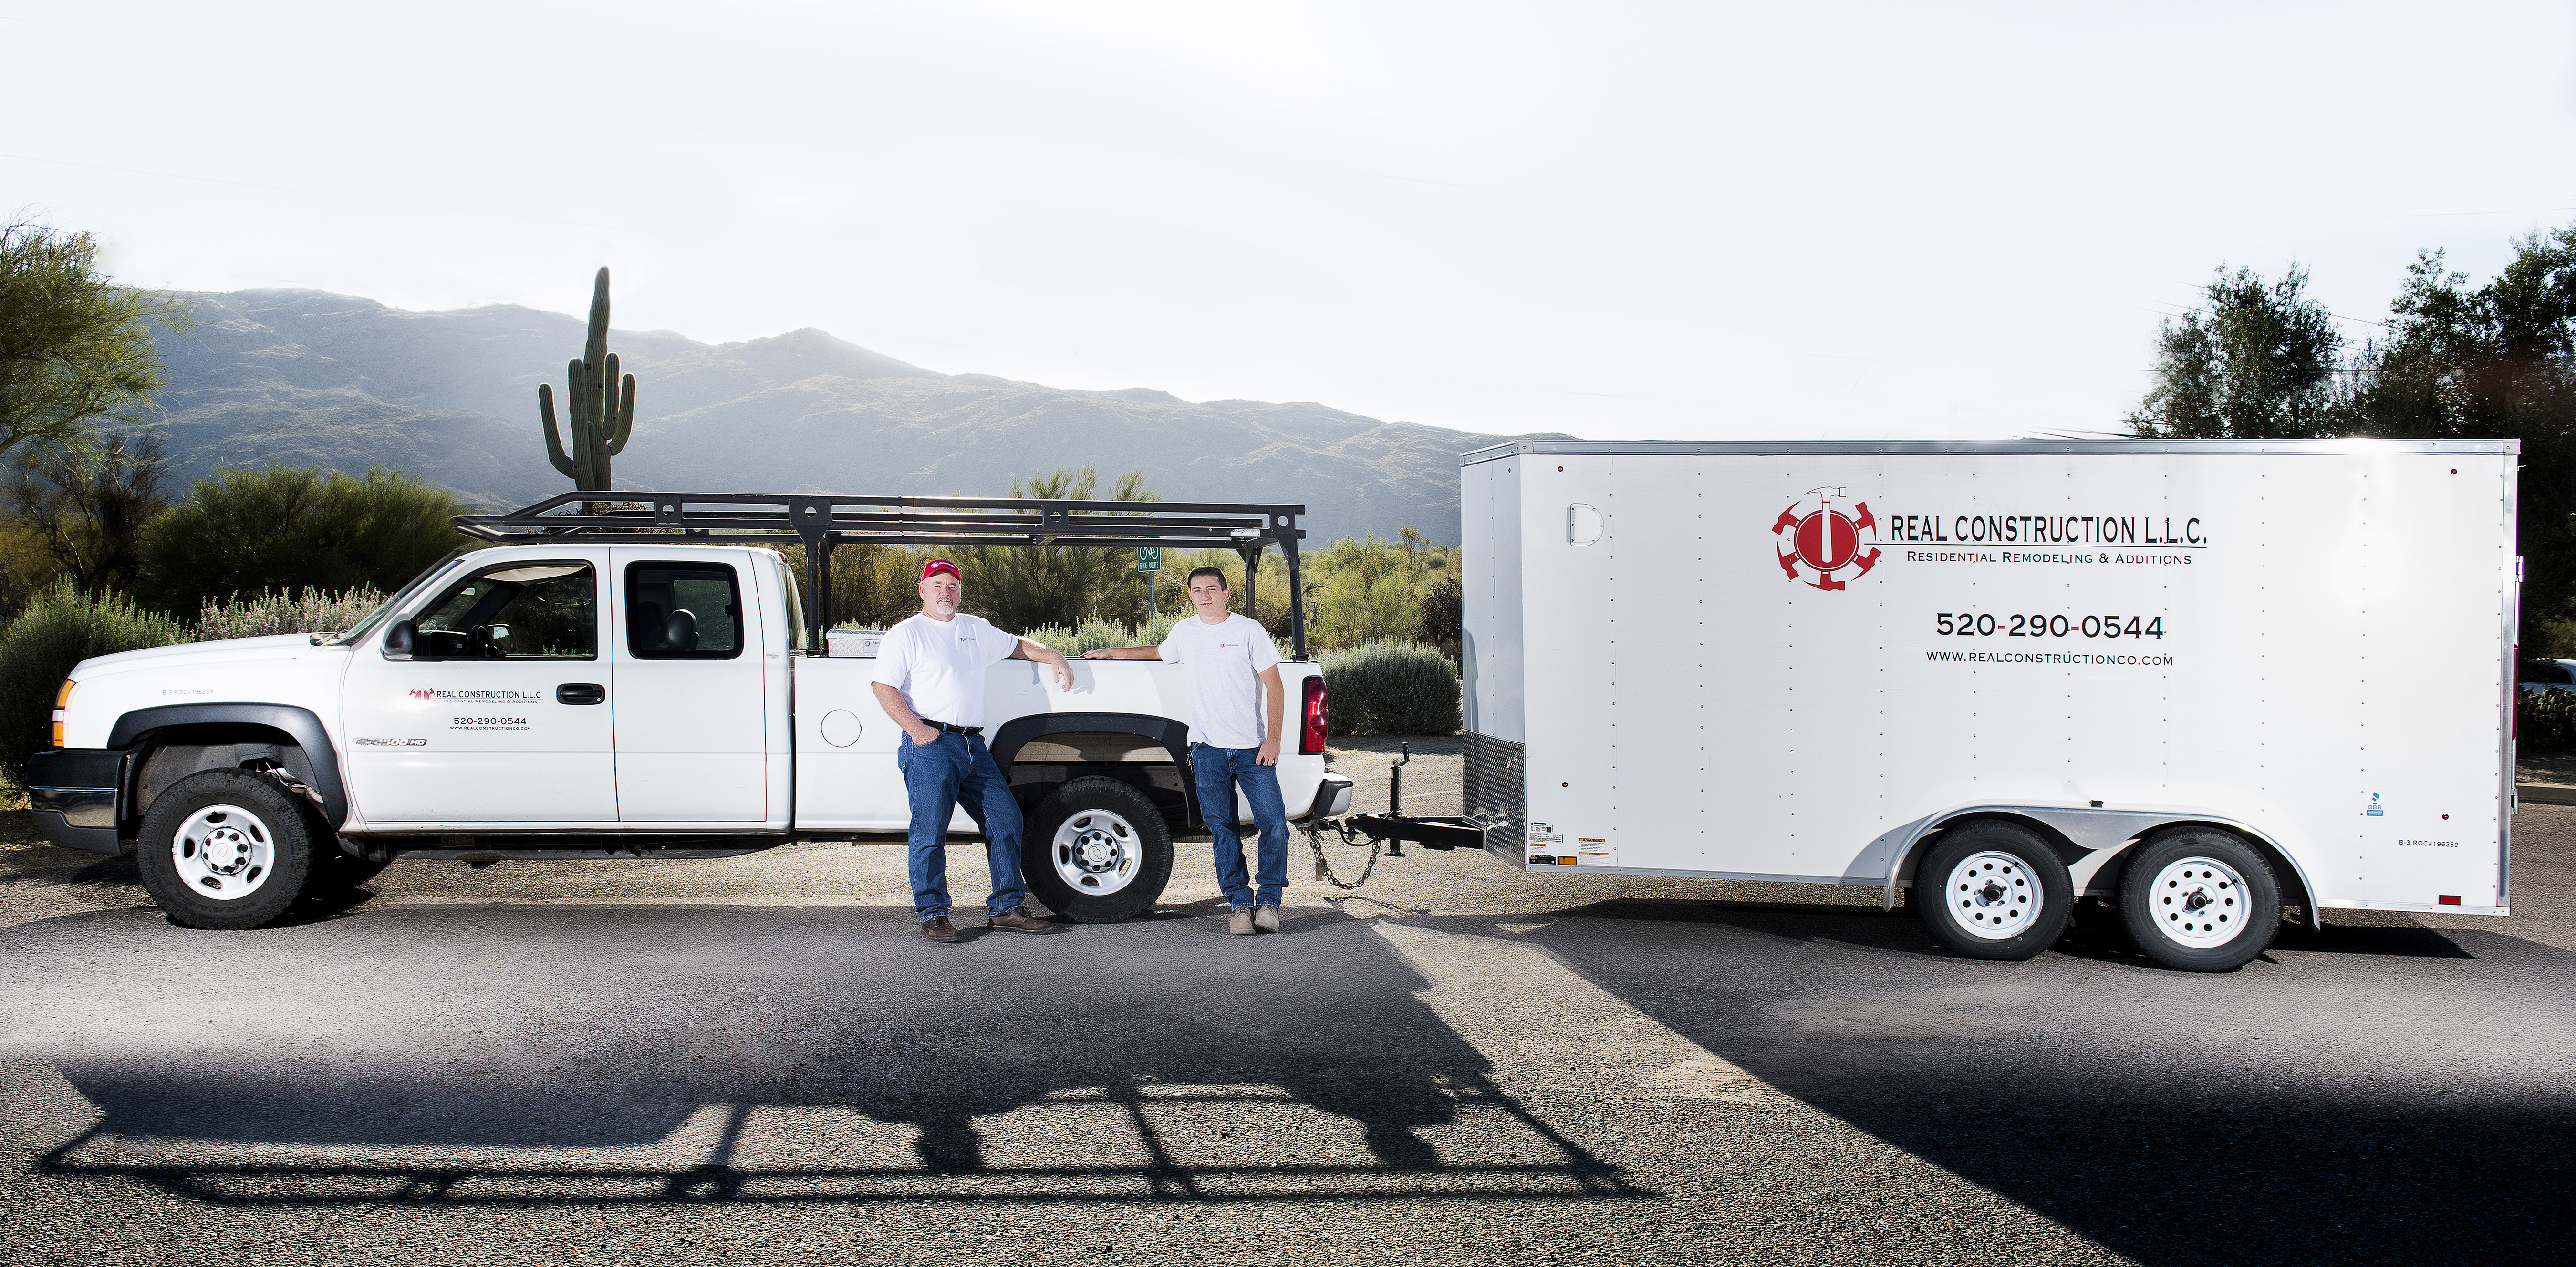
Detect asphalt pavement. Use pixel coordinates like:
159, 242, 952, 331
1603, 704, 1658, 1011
1, 743, 2568, 1266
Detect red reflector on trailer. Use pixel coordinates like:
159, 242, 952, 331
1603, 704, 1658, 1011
2438, 895, 2462, 906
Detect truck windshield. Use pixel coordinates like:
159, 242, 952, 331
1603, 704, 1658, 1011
331, 549, 471, 647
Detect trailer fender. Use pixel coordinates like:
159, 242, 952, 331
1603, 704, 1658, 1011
1885, 805, 2322, 930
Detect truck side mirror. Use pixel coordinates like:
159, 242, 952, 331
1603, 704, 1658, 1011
385, 619, 417, 658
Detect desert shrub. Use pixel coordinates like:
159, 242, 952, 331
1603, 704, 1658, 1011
0, 580, 189, 775
1320, 638, 1460, 737
198, 586, 387, 642
141, 465, 467, 615
2520, 687, 2576, 751
1026, 611, 1276, 660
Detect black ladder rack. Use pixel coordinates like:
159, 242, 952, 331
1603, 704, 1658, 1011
453, 491, 1310, 657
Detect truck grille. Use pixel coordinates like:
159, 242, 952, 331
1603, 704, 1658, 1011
1463, 731, 1526, 861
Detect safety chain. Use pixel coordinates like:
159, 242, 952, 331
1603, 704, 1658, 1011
1304, 819, 1387, 891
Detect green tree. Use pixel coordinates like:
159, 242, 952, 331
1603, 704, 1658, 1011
2346, 231, 2576, 631
9, 430, 169, 598
0, 221, 188, 460
141, 465, 469, 614
2129, 265, 2344, 439
1309, 531, 1427, 649
956, 466, 1159, 632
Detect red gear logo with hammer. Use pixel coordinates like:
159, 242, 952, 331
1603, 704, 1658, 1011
1772, 487, 1880, 591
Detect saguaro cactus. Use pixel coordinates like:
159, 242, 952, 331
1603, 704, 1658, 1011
537, 267, 637, 492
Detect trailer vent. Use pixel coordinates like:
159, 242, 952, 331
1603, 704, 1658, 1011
1464, 731, 1527, 862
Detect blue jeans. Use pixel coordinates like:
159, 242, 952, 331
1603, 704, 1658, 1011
1193, 742, 1289, 911
896, 732, 1027, 922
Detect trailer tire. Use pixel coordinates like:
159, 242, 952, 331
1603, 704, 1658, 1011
134, 769, 324, 930
1914, 821, 2072, 961
2118, 828, 2281, 972
1021, 776, 1173, 923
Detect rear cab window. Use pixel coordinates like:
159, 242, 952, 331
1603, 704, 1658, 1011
625, 562, 744, 659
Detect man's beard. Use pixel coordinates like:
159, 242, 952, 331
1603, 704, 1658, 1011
930, 598, 959, 616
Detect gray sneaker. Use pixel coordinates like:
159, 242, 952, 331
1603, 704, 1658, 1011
1227, 908, 1256, 935
1253, 905, 1281, 933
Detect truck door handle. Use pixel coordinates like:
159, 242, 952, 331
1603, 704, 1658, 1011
556, 683, 606, 705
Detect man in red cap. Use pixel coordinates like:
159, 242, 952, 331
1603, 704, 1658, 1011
871, 558, 1076, 941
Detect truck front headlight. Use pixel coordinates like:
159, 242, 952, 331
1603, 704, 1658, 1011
51, 679, 75, 748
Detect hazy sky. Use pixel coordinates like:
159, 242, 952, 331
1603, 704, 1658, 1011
6, 0, 2571, 442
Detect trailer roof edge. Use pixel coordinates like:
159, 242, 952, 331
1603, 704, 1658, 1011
1460, 438, 2519, 465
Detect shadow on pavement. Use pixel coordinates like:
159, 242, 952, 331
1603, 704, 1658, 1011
1479, 896, 2576, 1265
14, 903, 1648, 1207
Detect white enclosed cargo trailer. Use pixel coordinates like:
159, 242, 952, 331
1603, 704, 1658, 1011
1454, 439, 2516, 970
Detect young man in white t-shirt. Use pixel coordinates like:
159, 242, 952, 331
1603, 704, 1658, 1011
1083, 566, 1289, 935
872, 558, 1076, 942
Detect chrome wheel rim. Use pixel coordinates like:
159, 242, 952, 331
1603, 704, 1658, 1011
1945, 850, 2039, 940
172, 803, 276, 901
1052, 808, 1141, 896
2148, 855, 2249, 948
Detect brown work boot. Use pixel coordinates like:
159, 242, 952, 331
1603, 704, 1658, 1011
987, 906, 1059, 935
920, 916, 960, 942
1227, 908, 1256, 935
1253, 905, 1281, 934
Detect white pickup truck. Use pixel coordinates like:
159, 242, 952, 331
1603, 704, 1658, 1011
24, 494, 1353, 930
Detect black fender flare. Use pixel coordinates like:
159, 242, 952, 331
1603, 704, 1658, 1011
109, 703, 348, 829
987, 711, 1200, 827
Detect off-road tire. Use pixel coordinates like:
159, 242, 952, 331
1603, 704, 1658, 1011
135, 769, 324, 930
1021, 776, 1174, 923
1914, 820, 2073, 961
2118, 827, 2282, 972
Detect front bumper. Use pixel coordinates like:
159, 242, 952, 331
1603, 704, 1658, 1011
22, 748, 124, 855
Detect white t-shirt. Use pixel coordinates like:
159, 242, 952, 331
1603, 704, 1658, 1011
872, 612, 1017, 729
1159, 612, 1284, 750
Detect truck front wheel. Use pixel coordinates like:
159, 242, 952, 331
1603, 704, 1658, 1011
1021, 776, 1173, 923
135, 770, 323, 930
2117, 828, 2281, 972
1914, 821, 2073, 961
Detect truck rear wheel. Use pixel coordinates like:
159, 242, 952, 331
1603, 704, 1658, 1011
1914, 821, 2072, 961
1021, 776, 1173, 923
2118, 827, 2281, 972
135, 770, 323, 930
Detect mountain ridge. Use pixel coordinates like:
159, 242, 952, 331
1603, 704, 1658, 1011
143, 289, 1570, 543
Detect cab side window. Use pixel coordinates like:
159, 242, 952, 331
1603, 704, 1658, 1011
409, 563, 598, 659
626, 562, 744, 659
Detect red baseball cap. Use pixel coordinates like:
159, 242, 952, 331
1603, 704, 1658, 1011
921, 559, 961, 581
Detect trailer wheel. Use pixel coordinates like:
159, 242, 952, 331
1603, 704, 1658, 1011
2118, 828, 2281, 972
1914, 821, 2072, 961
134, 770, 323, 930
1021, 776, 1174, 923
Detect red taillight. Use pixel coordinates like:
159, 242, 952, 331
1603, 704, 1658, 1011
2438, 895, 2462, 906
1300, 675, 1329, 754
